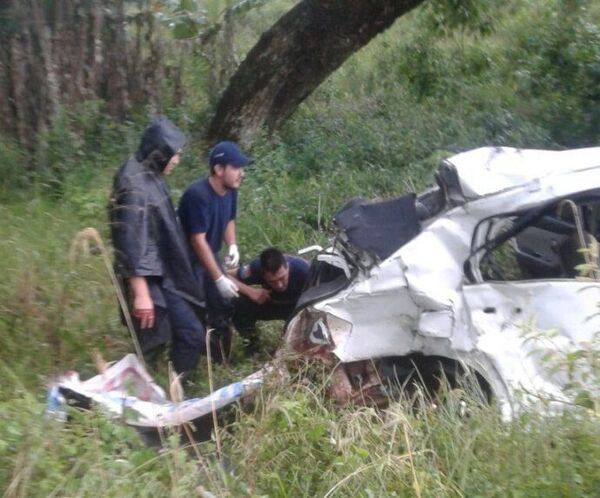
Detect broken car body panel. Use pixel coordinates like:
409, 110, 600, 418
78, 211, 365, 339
285, 146, 600, 417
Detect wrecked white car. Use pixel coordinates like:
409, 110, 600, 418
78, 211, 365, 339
284, 146, 600, 418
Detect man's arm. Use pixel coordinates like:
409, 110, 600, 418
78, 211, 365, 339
227, 269, 270, 304
191, 233, 239, 298
190, 232, 223, 280
223, 219, 236, 247
223, 219, 240, 266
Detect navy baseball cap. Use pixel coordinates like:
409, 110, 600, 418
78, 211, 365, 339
209, 141, 252, 168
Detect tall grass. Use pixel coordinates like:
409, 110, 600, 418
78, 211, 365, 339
2, 366, 599, 497
1, 0, 600, 495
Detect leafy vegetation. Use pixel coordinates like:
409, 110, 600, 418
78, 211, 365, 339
1, 0, 599, 496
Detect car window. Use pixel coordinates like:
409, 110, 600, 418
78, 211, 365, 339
473, 197, 600, 282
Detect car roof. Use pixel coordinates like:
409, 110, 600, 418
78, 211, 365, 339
446, 146, 600, 199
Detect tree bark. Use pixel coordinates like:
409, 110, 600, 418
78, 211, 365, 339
72, 1, 88, 101
0, 47, 12, 138
86, 2, 104, 95
207, 0, 424, 144
9, 35, 29, 150
0, 0, 176, 154
105, 0, 130, 119
31, 0, 59, 123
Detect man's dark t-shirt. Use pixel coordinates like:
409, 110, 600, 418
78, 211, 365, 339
178, 177, 237, 255
236, 255, 309, 306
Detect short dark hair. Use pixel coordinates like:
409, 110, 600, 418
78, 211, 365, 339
260, 247, 286, 274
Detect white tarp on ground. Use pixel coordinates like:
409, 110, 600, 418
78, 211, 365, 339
46, 354, 270, 427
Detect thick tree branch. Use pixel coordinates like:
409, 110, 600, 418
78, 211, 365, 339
207, 0, 424, 144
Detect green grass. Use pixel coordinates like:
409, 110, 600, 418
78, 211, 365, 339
2, 368, 599, 497
1, 0, 600, 495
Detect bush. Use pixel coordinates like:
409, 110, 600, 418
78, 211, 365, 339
1, 2, 600, 496
0, 138, 28, 199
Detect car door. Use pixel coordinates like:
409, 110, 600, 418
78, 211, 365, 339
462, 196, 600, 395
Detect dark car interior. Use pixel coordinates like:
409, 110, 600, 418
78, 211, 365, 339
295, 193, 424, 312
332, 193, 422, 262
466, 190, 600, 282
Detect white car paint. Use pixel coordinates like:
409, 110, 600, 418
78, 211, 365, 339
285, 146, 600, 417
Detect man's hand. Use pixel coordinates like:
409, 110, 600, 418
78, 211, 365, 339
129, 276, 154, 329
132, 294, 155, 329
215, 275, 239, 299
248, 286, 270, 305
228, 244, 240, 267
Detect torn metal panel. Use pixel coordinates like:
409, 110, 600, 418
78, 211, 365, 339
314, 262, 420, 362
400, 213, 475, 309
464, 281, 600, 343
418, 310, 453, 339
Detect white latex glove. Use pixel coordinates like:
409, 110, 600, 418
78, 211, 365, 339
215, 274, 239, 299
228, 244, 240, 267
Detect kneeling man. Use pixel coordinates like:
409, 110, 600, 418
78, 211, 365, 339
228, 247, 309, 355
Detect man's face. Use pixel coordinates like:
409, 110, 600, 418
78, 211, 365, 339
163, 153, 181, 176
263, 263, 290, 292
220, 164, 245, 190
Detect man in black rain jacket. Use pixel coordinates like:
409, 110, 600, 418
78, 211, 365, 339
108, 117, 206, 376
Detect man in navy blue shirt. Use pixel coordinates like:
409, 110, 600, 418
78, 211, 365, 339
178, 141, 251, 361
228, 247, 309, 355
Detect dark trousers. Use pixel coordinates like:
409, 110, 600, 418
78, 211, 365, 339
232, 295, 294, 355
163, 289, 207, 375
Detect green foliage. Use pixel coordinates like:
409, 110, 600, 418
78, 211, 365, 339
23, 101, 140, 200
1, 0, 600, 496
213, 373, 600, 497
504, 0, 600, 146
156, 0, 209, 39
156, 0, 274, 39
289, 0, 599, 159
0, 394, 203, 496
1, 362, 600, 496
422, 0, 499, 35
0, 137, 28, 198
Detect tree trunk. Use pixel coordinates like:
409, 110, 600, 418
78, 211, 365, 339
207, 0, 424, 144
86, 2, 104, 95
72, 1, 88, 101
9, 35, 29, 150
0, 0, 177, 156
0, 46, 12, 138
31, 0, 59, 123
105, 0, 130, 119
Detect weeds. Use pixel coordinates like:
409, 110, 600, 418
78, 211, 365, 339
1, 0, 600, 495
